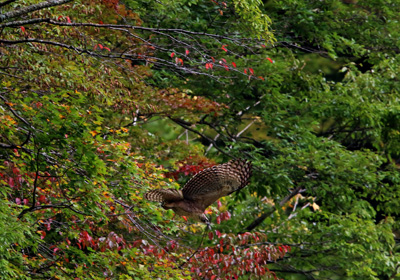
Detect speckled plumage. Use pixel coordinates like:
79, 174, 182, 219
144, 159, 252, 225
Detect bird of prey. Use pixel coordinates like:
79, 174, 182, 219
144, 159, 252, 228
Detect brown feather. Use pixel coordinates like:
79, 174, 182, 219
143, 160, 252, 224
181, 159, 252, 210
144, 189, 183, 203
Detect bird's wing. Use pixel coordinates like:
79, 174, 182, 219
144, 189, 183, 203
181, 160, 252, 210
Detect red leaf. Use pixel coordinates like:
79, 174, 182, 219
208, 232, 214, 240
258, 76, 265, 81
211, 275, 217, 280
267, 57, 273, 63
182, 216, 188, 222
211, 57, 215, 63
23, 198, 29, 205
16, 198, 21, 205
20, 26, 25, 33
176, 57, 183, 66
216, 216, 221, 224
38, 195, 46, 203
221, 45, 228, 52
58, 15, 63, 20
249, 68, 254, 75
217, 200, 222, 209
261, 44, 266, 48
104, 47, 111, 52
244, 69, 247, 74
66, 16, 71, 23
98, 44, 104, 49
99, 20, 104, 24
215, 230, 221, 238
232, 62, 236, 68
170, 52, 175, 58
185, 49, 190, 55
40, 231, 46, 240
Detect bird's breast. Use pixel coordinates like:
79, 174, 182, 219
163, 199, 204, 218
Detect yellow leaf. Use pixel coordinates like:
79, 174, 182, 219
312, 202, 320, 211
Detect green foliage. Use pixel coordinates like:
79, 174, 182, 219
2, 0, 400, 279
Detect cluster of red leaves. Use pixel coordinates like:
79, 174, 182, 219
155, 89, 228, 115
75, 230, 127, 252
129, 231, 289, 279
1, 160, 55, 207
165, 157, 216, 180
100, 0, 119, 11
189, 231, 289, 279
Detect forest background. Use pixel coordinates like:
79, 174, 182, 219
1, 0, 400, 279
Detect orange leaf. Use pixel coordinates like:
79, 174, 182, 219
175, 57, 183, 66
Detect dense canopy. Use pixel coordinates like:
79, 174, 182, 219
1, 0, 400, 279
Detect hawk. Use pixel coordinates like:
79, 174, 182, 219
144, 159, 252, 228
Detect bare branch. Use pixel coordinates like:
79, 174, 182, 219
0, 0, 72, 22
0, 0, 17, 8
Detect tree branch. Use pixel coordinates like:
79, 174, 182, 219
18, 147, 41, 219
170, 117, 234, 158
0, 93, 35, 129
0, 0, 17, 8
0, 0, 72, 22
244, 186, 303, 232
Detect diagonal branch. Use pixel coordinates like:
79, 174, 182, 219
243, 186, 303, 232
0, 93, 35, 129
170, 117, 234, 158
0, 0, 72, 22
0, 0, 17, 8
